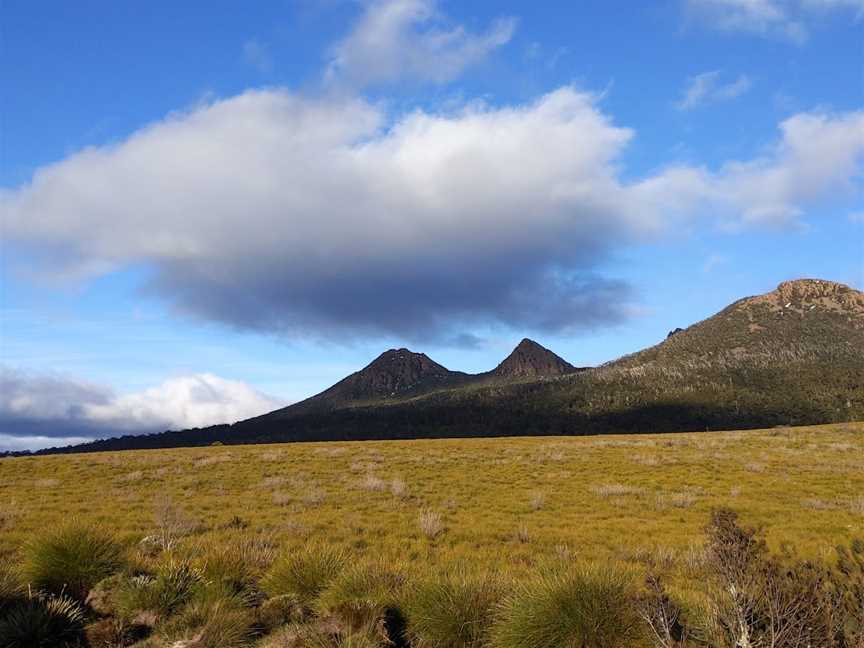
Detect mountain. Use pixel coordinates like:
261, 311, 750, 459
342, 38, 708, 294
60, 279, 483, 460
296, 348, 470, 409
37, 279, 864, 454
492, 338, 577, 378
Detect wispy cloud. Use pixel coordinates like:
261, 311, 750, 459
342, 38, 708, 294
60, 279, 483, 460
325, 0, 516, 88
684, 0, 863, 42
703, 254, 729, 272
676, 70, 752, 110
242, 38, 273, 74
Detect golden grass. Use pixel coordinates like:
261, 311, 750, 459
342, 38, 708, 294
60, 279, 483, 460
1, 422, 862, 583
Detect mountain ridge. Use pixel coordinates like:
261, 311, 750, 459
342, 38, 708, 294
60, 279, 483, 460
24, 278, 864, 455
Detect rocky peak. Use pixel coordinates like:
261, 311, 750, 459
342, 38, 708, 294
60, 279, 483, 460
743, 279, 864, 319
332, 348, 456, 401
493, 338, 576, 378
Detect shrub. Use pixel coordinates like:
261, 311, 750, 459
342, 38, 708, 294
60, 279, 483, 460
403, 571, 502, 648
314, 562, 406, 632
830, 538, 864, 647
262, 545, 346, 613
0, 591, 86, 648
637, 574, 688, 648
702, 508, 836, 648
23, 525, 124, 601
492, 565, 640, 648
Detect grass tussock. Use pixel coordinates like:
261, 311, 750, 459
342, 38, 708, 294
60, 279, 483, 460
314, 561, 406, 632
263, 545, 346, 613
403, 571, 503, 648
0, 591, 86, 648
492, 565, 641, 648
22, 524, 124, 601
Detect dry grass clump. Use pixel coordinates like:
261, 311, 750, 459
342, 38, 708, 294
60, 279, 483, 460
303, 487, 326, 508
529, 492, 545, 512
151, 494, 197, 552
592, 483, 645, 498
656, 490, 698, 510
360, 474, 387, 492
117, 470, 145, 483
418, 510, 444, 540
272, 491, 292, 507
0, 502, 19, 531
390, 478, 408, 499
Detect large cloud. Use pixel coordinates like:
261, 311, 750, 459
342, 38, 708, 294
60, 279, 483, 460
0, 367, 282, 451
2, 88, 863, 342
325, 0, 516, 87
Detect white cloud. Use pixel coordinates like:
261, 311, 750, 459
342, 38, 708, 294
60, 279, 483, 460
325, 0, 516, 87
85, 374, 282, 430
1, 88, 862, 341
711, 110, 864, 226
677, 71, 752, 110
0, 434, 95, 453
0, 367, 282, 451
684, 0, 862, 41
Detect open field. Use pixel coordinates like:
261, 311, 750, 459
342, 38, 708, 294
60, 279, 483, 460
2, 422, 862, 567
1, 423, 863, 647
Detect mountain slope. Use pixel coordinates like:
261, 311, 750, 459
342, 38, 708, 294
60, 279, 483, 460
39, 279, 864, 454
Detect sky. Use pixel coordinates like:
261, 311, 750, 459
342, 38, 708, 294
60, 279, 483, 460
1, 0, 863, 451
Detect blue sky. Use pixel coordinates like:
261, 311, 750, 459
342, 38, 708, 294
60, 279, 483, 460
1, 0, 862, 450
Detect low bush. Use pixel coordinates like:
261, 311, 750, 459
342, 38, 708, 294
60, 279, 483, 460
403, 571, 503, 648
22, 525, 124, 601
491, 565, 642, 648
262, 545, 346, 614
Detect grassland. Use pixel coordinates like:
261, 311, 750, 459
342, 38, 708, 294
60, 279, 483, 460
2, 422, 862, 570
1, 422, 863, 646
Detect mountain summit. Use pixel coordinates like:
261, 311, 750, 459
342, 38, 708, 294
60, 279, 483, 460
308, 348, 465, 406
493, 338, 577, 378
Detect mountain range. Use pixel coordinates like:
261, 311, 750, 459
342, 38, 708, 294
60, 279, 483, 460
37, 278, 864, 453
